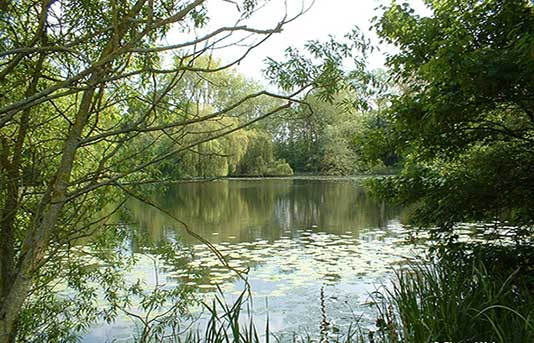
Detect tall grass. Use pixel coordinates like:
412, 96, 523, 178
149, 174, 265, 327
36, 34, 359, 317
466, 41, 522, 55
146, 285, 367, 343
369, 248, 534, 343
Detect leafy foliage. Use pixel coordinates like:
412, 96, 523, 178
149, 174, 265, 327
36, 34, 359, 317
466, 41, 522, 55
274, 93, 363, 175
367, 0, 534, 234
265, 27, 374, 104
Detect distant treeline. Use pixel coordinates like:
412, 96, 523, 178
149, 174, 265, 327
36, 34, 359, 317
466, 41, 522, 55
143, 59, 399, 179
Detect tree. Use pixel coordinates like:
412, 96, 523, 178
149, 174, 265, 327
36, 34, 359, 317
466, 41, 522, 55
0, 0, 371, 340
269, 49, 380, 175
274, 90, 385, 175
275, 93, 359, 174
360, 4, 534, 339
235, 129, 293, 176
142, 57, 291, 178
369, 0, 534, 232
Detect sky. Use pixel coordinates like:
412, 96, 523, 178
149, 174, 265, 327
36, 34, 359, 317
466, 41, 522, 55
190, 0, 432, 83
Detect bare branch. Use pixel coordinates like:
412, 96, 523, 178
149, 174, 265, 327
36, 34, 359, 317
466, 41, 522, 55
80, 88, 308, 146
130, 24, 283, 53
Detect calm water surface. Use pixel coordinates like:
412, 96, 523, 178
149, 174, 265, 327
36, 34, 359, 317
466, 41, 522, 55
85, 178, 421, 342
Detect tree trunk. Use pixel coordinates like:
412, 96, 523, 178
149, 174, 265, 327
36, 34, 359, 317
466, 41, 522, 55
0, 53, 44, 302
0, 74, 98, 341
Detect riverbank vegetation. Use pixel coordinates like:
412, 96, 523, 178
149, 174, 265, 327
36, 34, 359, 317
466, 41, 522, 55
133, 63, 399, 179
1, 0, 534, 341
363, 0, 534, 341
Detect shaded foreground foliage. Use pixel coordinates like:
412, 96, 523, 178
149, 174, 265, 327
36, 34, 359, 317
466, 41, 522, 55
367, 0, 534, 232
372, 246, 534, 343
355, 1, 534, 342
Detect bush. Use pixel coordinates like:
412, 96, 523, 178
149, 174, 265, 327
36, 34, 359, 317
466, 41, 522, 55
265, 161, 294, 176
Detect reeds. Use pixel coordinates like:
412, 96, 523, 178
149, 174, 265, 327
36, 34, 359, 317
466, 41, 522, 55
369, 256, 534, 343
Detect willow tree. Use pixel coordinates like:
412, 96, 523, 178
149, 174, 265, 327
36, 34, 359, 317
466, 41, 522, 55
0, 0, 370, 340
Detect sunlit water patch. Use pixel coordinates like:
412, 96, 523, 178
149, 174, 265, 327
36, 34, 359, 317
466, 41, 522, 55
83, 178, 423, 342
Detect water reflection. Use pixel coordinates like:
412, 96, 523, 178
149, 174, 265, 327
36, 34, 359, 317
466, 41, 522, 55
86, 178, 418, 342
120, 178, 416, 306
126, 178, 399, 246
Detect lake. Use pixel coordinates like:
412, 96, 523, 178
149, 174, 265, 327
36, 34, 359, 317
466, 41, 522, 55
83, 177, 421, 342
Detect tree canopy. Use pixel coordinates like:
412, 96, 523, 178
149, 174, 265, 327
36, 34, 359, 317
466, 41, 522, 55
368, 0, 534, 233
0, 0, 374, 340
